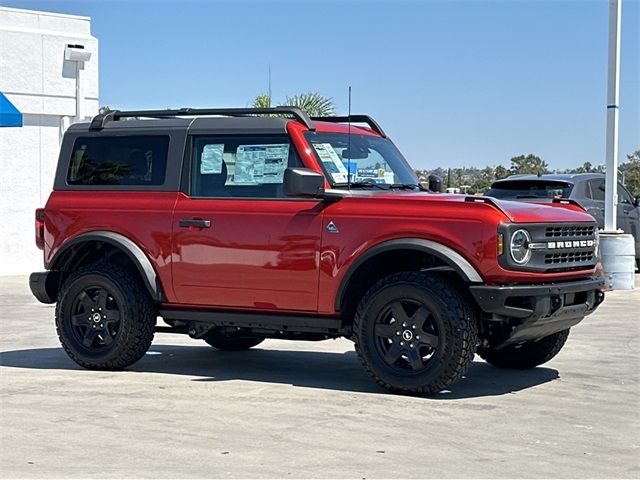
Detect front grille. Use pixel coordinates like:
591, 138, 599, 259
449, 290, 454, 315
544, 250, 594, 265
545, 225, 595, 237
499, 222, 598, 273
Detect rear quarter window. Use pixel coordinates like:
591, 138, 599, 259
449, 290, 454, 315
67, 136, 169, 186
587, 180, 605, 201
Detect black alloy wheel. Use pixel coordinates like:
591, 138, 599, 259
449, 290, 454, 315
69, 286, 122, 350
373, 299, 442, 373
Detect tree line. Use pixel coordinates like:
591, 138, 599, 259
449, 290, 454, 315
416, 151, 640, 196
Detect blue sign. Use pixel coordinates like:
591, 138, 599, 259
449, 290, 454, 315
0, 92, 23, 127
343, 161, 358, 175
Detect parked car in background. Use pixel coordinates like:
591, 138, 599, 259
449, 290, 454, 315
486, 173, 640, 267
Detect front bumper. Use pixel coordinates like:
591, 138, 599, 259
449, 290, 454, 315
470, 276, 605, 346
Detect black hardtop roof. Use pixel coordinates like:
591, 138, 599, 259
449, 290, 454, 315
68, 116, 291, 135
492, 173, 605, 185
70, 107, 387, 137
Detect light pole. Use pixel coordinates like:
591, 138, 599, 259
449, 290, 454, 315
604, 0, 621, 232
599, 0, 636, 290
64, 44, 92, 121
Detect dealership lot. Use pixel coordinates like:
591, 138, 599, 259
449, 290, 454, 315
1, 275, 638, 479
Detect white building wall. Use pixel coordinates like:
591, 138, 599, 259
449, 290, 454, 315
0, 7, 98, 275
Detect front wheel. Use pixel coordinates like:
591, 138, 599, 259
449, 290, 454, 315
478, 329, 570, 369
353, 272, 478, 395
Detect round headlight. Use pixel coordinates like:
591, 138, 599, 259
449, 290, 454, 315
510, 229, 532, 264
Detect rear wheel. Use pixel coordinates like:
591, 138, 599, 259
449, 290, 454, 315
353, 272, 478, 395
203, 332, 264, 351
56, 263, 156, 369
478, 329, 570, 369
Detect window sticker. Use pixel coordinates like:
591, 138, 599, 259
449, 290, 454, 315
312, 143, 349, 183
200, 144, 224, 174
332, 173, 347, 183
262, 144, 290, 184
235, 144, 290, 184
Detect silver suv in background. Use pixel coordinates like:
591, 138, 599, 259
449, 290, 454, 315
485, 173, 640, 267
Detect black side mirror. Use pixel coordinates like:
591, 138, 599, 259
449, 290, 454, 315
283, 168, 325, 197
635, 196, 640, 208
428, 174, 442, 193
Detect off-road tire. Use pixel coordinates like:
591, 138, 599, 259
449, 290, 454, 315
203, 333, 264, 351
478, 329, 570, 369
353, 271, 478, 395
55, 263, 156, 369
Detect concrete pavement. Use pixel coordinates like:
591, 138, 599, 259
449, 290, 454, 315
1, 275, 638, 478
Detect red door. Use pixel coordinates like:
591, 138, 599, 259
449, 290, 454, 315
171, 195, 323, 311
171, 134, 323, 312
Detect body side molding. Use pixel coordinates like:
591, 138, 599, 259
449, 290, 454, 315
49, 231, 164, 301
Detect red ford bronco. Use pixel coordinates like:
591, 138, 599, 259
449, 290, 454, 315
29, 107, 604, 395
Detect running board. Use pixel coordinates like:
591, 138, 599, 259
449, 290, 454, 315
158, 308, 344, 334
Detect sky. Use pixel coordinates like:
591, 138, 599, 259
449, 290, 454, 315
2, 0, 639, 171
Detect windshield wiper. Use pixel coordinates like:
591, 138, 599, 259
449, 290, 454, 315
515, 195, 545, 199
335, 181, 388, 190
331, 182, 421, 191
389, 183, 420, 190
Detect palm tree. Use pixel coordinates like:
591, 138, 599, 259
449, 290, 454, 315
250, 92, 335, 116
252, 93, 271, 109
284, 92, 335, 116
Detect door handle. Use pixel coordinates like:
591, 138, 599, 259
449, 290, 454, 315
179, 219, 211, 228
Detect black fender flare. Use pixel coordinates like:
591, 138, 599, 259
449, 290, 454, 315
334, 238, 483, 311
49, 231, 164, 302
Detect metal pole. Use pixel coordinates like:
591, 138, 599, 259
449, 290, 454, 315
604, 0, 621, 231
75, 61, 82, 120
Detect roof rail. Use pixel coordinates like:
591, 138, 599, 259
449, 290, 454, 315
310, 115, 386, 137
89, 106, 316, 131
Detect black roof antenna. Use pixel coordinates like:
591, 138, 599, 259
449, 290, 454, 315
347, 86, 352, 191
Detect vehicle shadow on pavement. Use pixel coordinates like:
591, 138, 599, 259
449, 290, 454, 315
0, 344, 560, 399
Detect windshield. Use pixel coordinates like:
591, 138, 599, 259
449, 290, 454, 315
304, 132, 418, 188
485, 180, 573, 199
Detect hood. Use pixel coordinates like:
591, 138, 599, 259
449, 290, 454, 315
490, 197, 594, 223
364, 191, 596, 224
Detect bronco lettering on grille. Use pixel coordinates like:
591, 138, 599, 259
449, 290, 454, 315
547, 240, 595, 249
